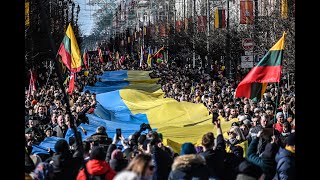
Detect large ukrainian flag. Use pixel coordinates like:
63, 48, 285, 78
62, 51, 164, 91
32, 70, 247, 154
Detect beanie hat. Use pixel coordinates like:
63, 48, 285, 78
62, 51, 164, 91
54, 139, 69, 153
180, 142, 196, 155
286, 133, 295, 146
90, 146, 106, 160
111, 149, 124, 160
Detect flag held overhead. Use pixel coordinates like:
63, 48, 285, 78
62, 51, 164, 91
235, 32, 286, 100
58, 23, 81, 72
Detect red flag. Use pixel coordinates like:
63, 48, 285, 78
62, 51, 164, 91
176, 21, 183, 32
67, 73, 75, 95
160, 24, 166, 37
27, 70, 36, 97
235, 32, 286, 100
98, 48, 103, 62
83, 48, 88, 69
240, 0, 254, 24
198, 16, 207, 32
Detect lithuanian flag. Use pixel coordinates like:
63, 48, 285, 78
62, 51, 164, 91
235, 32, 286, 100
214, 9, 226, 29
58, 23, 81, 73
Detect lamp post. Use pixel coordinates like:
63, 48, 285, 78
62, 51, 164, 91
225, 0, 231, 78
71, 1, 75, 25
192, 0, 196, 68
206, 0, 210, 73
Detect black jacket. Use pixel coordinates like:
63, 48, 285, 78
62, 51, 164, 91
199, 134, 226, 179
151, 145, 173, 180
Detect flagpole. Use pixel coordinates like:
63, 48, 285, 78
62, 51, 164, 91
37, 0, 87, 176
272, 82, 281, 135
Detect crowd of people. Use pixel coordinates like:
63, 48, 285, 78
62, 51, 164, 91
25, 50, 295, 180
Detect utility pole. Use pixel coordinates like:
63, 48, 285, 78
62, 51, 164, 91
253, 0, 258, 68
206, 0, 210, 73
166, 1, 169, 63
183, 0, 185, 29
192, 0, 196, 68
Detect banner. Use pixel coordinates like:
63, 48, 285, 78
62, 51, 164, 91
25, 2, 30, 27
198, 16, 207, 33
214, 9, 226, 29
176, 21, 183, 32
240, 0, 254, 24
160, 24, 166, 37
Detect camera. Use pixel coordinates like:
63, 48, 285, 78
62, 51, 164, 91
212, 112, 219, 124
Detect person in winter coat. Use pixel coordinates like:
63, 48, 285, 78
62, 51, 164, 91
48, 139, 83, 180
199, 118, 226, 179
168, 154, 211, 180
109, 149, 128, 172
274, 133, 295, 180
77, 146, 116, 180
246, 130, 279, 180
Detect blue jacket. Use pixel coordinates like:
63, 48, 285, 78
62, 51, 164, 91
274, 147, 295, 180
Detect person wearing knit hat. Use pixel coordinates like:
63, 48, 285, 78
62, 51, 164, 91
180, 142, 196, 155
109, 149, 128, 172
90, 146, 107, 160
275, 133, 295, 179
236, 160, 263, 180
54, 139, 69, 153
77, 146, 116, 180
50, 139, 83, 180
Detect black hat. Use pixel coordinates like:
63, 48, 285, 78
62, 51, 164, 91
90, 146, 106, 160
54, 139, 69, 153
286, 133, 295, 146
44, 126, 53, 132
238, 160, 263, 179
261, 143, 278, 160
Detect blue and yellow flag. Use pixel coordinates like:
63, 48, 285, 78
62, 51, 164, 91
33, 70, 248, 155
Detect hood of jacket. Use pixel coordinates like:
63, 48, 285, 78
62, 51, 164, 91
275, 147, 294, 163
171, 154, 206, 171
86, 159, 110, 175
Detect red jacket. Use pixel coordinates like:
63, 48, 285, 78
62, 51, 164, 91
273, 123, 283, 133
77, 159, 116, 180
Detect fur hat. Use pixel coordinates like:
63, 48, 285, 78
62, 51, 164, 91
180, 142, 196, 155
54, 139, 69, 153
90, 146, 106, 160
